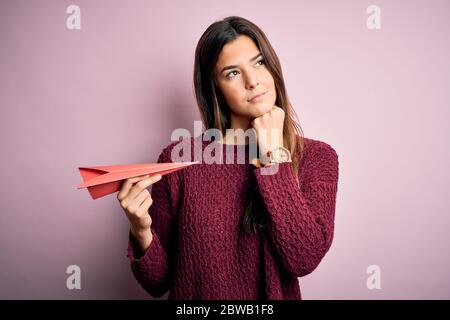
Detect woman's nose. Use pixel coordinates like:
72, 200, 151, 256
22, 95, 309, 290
245, 75, 259, 90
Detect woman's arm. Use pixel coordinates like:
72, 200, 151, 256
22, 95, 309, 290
126, 143, 180, 297
254, 141, 339, 277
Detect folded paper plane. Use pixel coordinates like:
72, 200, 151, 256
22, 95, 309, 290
77, 161, 199, 199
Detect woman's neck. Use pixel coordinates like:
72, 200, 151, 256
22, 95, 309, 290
220, 133, 250, 145
218, 113, 252, 145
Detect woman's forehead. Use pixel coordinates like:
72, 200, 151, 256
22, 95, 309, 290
216, 36, 260, 71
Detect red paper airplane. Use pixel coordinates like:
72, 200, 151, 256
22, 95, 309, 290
77, 162, 198, 199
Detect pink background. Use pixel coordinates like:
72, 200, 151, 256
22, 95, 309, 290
1, 0, 449, 299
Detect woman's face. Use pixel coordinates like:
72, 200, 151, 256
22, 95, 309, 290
215, 35, 276, 121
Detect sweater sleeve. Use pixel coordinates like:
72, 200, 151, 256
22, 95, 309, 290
254, 141, 339, 277
126, 143, 180, 298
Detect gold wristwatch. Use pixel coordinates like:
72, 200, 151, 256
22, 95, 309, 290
260, 146, 292, 167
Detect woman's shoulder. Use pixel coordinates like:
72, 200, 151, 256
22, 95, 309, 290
155, 139, 182, 163
300, 135, 338, 159
298, 135, 339, 184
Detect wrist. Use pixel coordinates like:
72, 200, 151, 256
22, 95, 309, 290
131, 227, 153, 250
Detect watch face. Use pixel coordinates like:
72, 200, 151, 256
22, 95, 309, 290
273, 147, 290, 161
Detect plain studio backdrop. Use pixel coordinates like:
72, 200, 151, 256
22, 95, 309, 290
0, 0, 449, 299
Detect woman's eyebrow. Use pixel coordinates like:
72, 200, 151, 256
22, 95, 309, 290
220, 52, 262, 74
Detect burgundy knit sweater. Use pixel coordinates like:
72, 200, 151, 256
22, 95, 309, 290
126, 133, 339, 300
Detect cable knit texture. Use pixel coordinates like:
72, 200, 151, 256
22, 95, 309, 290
126, 133, 339, 300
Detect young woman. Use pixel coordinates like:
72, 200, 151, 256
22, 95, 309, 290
117, 16, 339, 300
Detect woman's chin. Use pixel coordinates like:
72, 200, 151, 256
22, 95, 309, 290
249, 104, 272, 117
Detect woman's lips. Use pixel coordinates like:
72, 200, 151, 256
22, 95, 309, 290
248, 91, 266, 102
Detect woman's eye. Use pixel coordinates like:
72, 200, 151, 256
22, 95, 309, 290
225, 59, 265, 79
226, 70, 239, 79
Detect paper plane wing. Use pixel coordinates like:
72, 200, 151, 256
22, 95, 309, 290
76, 161, 198, 200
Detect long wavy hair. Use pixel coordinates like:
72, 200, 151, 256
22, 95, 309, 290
193, 16, 305, 235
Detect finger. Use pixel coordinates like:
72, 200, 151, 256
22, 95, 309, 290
117, 175, 149, 201
137, 174, 162, 189
138, 197, 153, 216
127, 174, 162, 200
134, 189, 150, 208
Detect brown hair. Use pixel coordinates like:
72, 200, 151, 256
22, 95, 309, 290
193, 16, 305, 235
